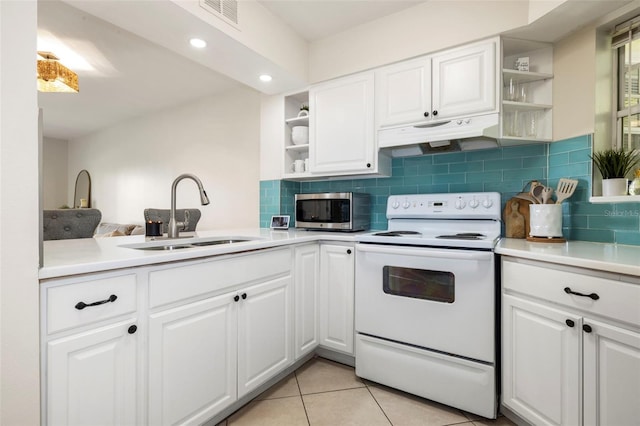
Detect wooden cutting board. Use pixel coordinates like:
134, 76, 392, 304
503, 196, 532, 238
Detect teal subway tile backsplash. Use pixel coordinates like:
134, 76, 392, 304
260, 133, 639, 245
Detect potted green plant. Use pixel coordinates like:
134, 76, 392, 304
590, 148, 640, 196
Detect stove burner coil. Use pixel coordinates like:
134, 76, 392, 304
373, 231, 422, 237
436, 233, 486, 240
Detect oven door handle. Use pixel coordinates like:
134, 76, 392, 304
356, 244, 493, 261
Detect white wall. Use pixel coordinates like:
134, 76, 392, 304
68, 87, 261, 230
0, 1, 41, 423
308, 0, 529, 83
42, 136, 68, 209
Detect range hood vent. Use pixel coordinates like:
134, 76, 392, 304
379, 113, 500, 157
200, 0, 239, 26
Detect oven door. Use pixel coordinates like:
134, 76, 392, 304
355, 243, 495, 363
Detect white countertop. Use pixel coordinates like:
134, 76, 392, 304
496, 238, 640, 277
40, 228, 362, 280
41, 230, 640, 280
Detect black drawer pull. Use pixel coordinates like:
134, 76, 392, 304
583, 324, 593, 333
565, 319, 575, 327
564, 287, 599, 300
128, 325, 137, 334
241, 293, 247, 300
75, 294, 117, 310
234, 295, 240, 302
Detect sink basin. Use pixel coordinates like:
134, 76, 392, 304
120, 237, 261, 251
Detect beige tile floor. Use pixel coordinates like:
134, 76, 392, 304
218, 357, 515, 426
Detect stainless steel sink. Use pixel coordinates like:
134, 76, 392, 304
120, 237, 260, 251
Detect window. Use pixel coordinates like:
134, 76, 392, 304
613, 17, 640, 152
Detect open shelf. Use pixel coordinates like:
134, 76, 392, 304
503, 69, 553, 84
502, 101, 552, 112
589, 195, 640, 203
285, 144, 309, 152
285, 115, 309, 126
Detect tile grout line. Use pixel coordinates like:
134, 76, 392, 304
363, 381, 394, 426
293, 370, 312, 426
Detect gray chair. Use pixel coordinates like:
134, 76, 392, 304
143, 208, 201, 233
43, 208, 102, 241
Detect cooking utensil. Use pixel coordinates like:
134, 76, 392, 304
541, 186, 554, 204
530, 183, 544, 204
555, 178, 578, 204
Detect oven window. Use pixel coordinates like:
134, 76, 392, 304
383, 266, 454, 303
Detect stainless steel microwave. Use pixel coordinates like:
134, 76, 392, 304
295, 192, 371, 231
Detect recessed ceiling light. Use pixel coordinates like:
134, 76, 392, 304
189, 38, 207, 48
259, 74, 273, 82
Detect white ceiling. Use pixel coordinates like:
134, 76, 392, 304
39, 0, 633, 141
39, 0, 425, 140
258, 0, 426, 41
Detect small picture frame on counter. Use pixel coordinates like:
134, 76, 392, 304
270, 215, 290, 230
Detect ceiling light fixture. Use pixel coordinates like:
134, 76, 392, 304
259, 74, 273, 82
189, 38, 207, 48
37, 51, 79, 93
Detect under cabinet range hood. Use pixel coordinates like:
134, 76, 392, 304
378, 113, 500, 157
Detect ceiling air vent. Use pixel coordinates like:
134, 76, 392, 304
200, 0, 239, 28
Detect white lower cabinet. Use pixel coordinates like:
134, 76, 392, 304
148, 293, 237, 426
237, 276, 293, 398
319, 243, 355, 355
502, 257, 640, 426
147, 248, 293, 425
294, 244, 320, 359
502, 295, 581, 426
583, 318, 640, 426
47, 319, 139, 426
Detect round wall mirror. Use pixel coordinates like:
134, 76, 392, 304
73, 169, 91, 208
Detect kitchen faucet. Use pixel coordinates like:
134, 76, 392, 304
168, 173, 210, 238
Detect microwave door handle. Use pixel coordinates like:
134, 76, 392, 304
356, 244, 493, 261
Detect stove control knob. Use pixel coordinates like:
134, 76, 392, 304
402, 200, 411, 209
469, 199, 479, 209
482, 198, 494, 208
391, 200, 400, 209
454, 199, 466, 209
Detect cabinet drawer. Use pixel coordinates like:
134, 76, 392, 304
502, 259, 640, 326
149, 248, 292, 308
45, 273, 137, 334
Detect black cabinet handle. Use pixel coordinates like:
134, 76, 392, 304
565, 319, 575, 327
564, 287, 599, 300
128, 325, 137, 334
347, 249, 352, 254
234, 295, 240, 302
241, 293, 247, 300
432, 110, 438, 116
423, 111, 429, 117
366, 163, 371, 168
583, 324, 593, 333
75, 294, 117, 310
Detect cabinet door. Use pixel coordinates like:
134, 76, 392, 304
47, 319, 138, 426
583, 318, 640, 426
294, 244, 320, 359
237, 275, 293, 398
502, 295, 581, 426
148, 294, 237, 426
309, 72, 375, 174
375, 57, 431, 127
319, 244, 355, 355
432, 40, 497, 119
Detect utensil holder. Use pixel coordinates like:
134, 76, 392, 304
529, 204, 562, 238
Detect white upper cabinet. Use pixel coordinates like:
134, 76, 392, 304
376, 38, 498, 128
431, 39, 498, 119
375, 57, 431, 128
309, 72, 377, 174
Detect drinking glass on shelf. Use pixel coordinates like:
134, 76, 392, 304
517, 84, 528, 103
524, 111, 540, 138
505, 78, 518, 101
504, 111, 521, 137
